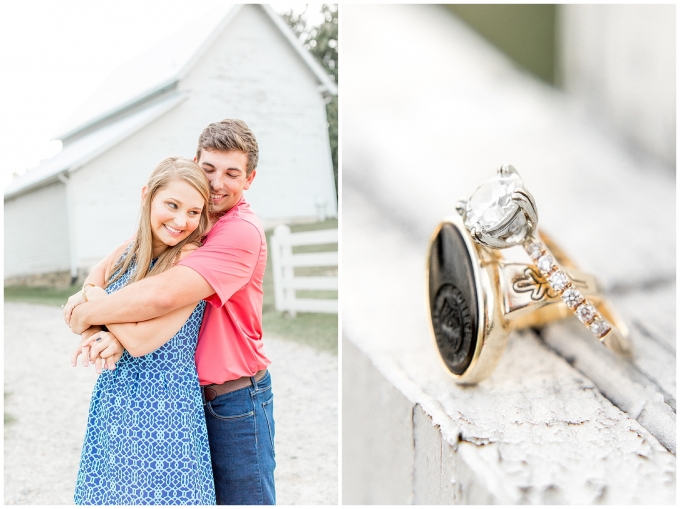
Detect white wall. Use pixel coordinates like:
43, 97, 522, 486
4, 181, 70, 277
559, 5, 675, 165
70, 107, 183, 269
178, 4, 338, 221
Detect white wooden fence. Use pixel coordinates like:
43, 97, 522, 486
271, 225, 338, 317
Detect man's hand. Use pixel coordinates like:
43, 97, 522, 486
71, 329, 125, 374
70, 304, 91, 335
63, 290, 86, 325
69, 286, 108, 334
69, 265, 214, 328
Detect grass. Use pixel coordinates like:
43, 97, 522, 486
4, 219, 338, 355
4, 285, 81, 307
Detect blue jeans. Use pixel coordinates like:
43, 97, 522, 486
203, 370, 276, 505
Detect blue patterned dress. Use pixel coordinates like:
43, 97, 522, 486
74, 258, 215, 505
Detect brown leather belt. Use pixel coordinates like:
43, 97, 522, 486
201, 369, 267, 402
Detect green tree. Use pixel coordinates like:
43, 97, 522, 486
283, 5, 338, 195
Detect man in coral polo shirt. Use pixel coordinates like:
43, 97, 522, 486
67, 119, 275, 505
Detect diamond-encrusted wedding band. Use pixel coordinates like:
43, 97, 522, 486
457, 164, 538, 249
524, 237, 630, 354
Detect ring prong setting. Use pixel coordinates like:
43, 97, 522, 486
456, 199, 467, 216
498, 163, 517, 176
463, 165, 537, 248
511, 189, 539, 229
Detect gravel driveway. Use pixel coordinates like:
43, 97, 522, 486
4, 302, 338, 505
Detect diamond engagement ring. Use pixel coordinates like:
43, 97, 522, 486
457, 164, 538, 249
459, 164, 630, 351
427, 166, 631, 384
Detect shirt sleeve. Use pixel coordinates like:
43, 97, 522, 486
178, 218, 263, 308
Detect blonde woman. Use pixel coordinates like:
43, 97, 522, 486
71, 157, 215, 505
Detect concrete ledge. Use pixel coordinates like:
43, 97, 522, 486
342, 338, 414, 504
343, 326, 676, 504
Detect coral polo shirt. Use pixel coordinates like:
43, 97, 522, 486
178, 196, 270, 385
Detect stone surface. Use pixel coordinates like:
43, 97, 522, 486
428, 222, 478, 375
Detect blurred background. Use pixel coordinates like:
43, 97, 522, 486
447, 4, 674, 166
4, 3, 338, 505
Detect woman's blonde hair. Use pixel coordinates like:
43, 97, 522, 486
106, 157, 210, 288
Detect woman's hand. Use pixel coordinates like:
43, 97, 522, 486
63, 290, 86, 325
73, 326, 102, 368
71, 328, 125, 374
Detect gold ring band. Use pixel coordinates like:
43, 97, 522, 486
426, 214, 630, 384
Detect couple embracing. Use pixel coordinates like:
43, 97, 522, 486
64, 119, 275, 505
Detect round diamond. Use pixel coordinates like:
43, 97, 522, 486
561, 287, 583, 308
576, 303, 597, 324
548, 271, 569, 292
525, 241, 543, 260
537, 254, 555, 274
589, 318, 612, 338
464, 173, 523, 232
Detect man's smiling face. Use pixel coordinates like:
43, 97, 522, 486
196, 148, 256, 217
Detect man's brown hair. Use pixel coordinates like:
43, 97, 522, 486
196, 119, 259, 175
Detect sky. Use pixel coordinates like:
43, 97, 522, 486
0, 1, 324, 189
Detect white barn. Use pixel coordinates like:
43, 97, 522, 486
4, 4, 337, 285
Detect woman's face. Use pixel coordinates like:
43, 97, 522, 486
147, 179, 205, 256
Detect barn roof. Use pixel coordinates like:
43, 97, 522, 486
4, 92, 187, 199
56, 4, 337, 143
5, 4, 337, 199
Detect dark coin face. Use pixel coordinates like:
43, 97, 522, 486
432, 284, 472, 367
428, 222, 479, 375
